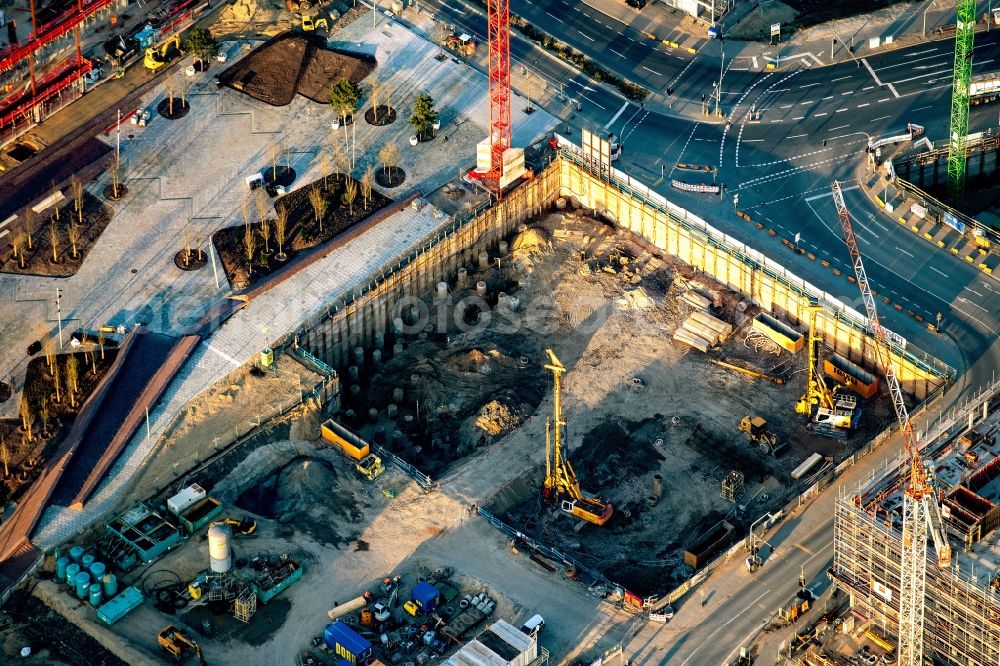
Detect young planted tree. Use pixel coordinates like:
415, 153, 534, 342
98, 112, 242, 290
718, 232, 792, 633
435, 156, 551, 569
243, 222, 257, 277
331, 148, 348, 185
52, 362, 61, 404
42, 337, 56, 375
241, 198, 252, 231
370, 80, 382, 123
11, 229, 25, 268
183, 227, 193, 267
343, 178, 358, 216
167, 76, 176, 116
97, 327, 106, 361
19, 398, 34, 443
111, 154, 122, 199
24, 211, 34, 250
271, 143, 281, 182
52, 185, 60, 221
0, 438, 8, 477
71, 176, 84, 226
361, 166, 374, 209
68, 219, 81, 259
378, 142, 399, 178
275, 207, 288, 260
308, 187, 327, 234
409, 93, 438, 140
49, 217, 60, 262
261, 216, 271, 254
66, 355, 79, 408
38, 399, 50, 437
253, 186, 269, 225
184, 27, 218, 70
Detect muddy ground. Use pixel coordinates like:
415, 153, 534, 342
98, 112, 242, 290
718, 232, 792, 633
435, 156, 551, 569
218, 33, 376, 107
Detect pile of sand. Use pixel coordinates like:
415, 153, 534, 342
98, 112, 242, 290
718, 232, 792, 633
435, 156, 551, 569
474, 399, 523, 437
274, 458, 339, 519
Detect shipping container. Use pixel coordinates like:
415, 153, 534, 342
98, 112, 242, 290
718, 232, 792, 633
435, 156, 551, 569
752, 313, 804, 353
324, 622, 373, 664
322, 419, 370, 461
823, 354, 878, 399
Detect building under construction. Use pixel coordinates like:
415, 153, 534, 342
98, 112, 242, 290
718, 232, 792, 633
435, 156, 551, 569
831, 380, 1000, 665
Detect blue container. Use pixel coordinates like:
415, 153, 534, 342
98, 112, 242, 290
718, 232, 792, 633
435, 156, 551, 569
410, 581, 442, 612
81, 553, 95, 570
324, 622, 372, 662
89, 583, 103, 606
56, 556, 69, 581
65, 563, 81, 586
75, 571, 91, 599
89, 561, 106, 579
69, 545, 84, 563
102, 574, 118, 597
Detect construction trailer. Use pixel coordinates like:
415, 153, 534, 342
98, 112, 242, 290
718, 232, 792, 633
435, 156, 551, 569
324, 621, 373, 664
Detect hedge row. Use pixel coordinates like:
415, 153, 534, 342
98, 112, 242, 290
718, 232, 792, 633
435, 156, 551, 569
463, 0, 648, 101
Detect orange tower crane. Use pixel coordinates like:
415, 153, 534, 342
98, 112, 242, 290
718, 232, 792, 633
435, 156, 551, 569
831, 181, 951, 666
467, 0, 511, 188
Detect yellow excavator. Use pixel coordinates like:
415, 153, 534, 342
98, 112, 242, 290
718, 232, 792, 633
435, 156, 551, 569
158, 625, 206, 664
356, 453, 384, 481
542, 349, 613, 526
795, 300, 856, 436
144, 35, 181, 72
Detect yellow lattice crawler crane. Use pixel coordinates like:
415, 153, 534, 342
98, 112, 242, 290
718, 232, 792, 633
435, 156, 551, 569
542, 350, 613, 526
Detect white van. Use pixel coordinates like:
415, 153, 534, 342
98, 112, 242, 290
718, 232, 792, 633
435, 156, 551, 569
520, 614, 545, 636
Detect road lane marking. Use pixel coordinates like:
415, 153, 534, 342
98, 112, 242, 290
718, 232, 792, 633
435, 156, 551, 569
780, 104, 793, 108
830, 76, 852, 82
822, 95, 834, 100
828, 124, 849, 131
894, 246, 914, 257
743, 138, 765, 142
642, 65, 661, 75
929, 266, 949, 278
862, 58, 900, 97
788, 133, 808, 138
678, 590, 772, 666
793, 116, 804, 120
913, 104, 933, 111
580, 32, 595, 41
871, 115, 891, 121
835, 108, 848, 112
841, 91, 852, 96
544, 10, 563, 22
604, 101, 631, 129
878, 97, 891, 102
815, 112, 828, 116
752, 56, 759, 68
800, 82, 820, 88
964, 286, 983, 297
863, 85, 874, 90
610, 49, 625, 58
800, 100, 813, 105
804, 185, 858, 201
959, 297, 988, 312
857, 103, 869, 107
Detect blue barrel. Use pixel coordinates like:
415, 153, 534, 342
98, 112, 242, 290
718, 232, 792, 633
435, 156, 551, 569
56, 556, 69, 581
89, 561, 106, 579
102, 574, 118, 598
81, 553, 95, 570
75, 571, 91, 599
68, 545, 84, 563
88, 583, 102, 606
65, 563, 81, 586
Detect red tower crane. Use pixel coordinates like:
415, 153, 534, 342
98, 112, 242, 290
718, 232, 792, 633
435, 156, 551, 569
469, 0, 511, 186
832, 181, 951, 666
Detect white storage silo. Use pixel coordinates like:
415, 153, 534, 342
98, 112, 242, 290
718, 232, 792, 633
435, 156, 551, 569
208, 523, 232, 573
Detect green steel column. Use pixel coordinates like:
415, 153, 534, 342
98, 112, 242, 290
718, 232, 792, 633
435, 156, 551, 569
947, 0, 977, 202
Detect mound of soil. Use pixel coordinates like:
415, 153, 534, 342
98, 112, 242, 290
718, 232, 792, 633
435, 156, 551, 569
157, 97, 190, 119
375, 166, 405, 188
1, 191, 115, 277
218, 32, 376, 107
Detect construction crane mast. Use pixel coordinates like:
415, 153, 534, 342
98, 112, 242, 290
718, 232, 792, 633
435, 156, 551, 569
542, 350, 613, 526
467, 0, 511, 189
831, 182, 952, 666
946, 0, 977, 201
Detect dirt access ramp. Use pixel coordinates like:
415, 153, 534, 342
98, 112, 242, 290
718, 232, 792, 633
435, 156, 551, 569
218, 32, 376, 106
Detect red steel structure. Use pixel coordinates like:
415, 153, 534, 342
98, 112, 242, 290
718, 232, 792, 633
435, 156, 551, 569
470, 0, 510, 183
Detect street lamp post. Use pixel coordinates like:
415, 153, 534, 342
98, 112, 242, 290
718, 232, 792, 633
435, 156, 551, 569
715, 43, 725, 117
923, 0, 936, 38
55, 288, 63, 349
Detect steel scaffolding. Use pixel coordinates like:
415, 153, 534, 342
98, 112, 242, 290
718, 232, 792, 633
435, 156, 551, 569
832, 494, 1000, 666
946, 0, 976, 201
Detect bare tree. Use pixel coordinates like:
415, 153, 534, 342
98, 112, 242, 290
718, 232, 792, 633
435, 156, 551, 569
343, 178, 358, 216
38, 399, 50, 438
241, 198, 252, 231
11, 228, 24, 268
18, 398, 34, 443
97, 327, 106, 361
88, 344, 97, 374
244, 223, 257, 277
332, 149, 349, 185
167, 77, 176, 116
0, 438, 8, 477
320, 152, 332, 191
68, 219, 81, 259
24, 211, 34, 250
371, 80, 382, 123
308, 187, 328, 234
66, 354, 79, 404
49, 217, 60, 262
361, 166, 375, 209
183, 227, 192, 267
271, 143, 282, 182
71, 176, 84, 226
42, 337, 56, 375
52, 359, 62, 403
275, 207, 288, 260
261, 216, 271, 254
253, 187, 269, 225
52, 185, 60, 221
378, 142, 399, 178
